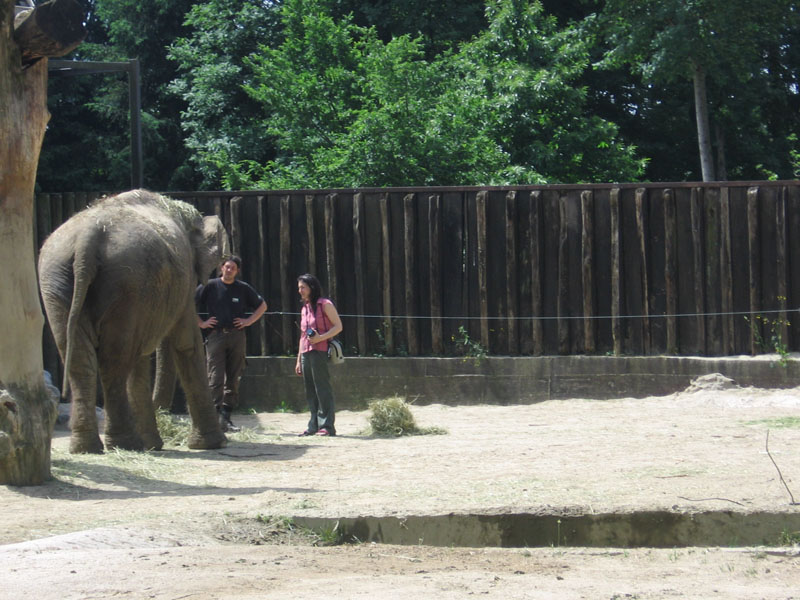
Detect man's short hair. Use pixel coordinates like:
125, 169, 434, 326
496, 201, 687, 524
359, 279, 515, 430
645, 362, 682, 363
222, 255, 242, 269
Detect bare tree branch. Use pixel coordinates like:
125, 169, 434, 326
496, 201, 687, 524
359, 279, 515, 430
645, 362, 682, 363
766, 430, 798, 505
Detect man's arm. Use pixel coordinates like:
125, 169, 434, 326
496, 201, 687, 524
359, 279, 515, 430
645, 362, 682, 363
249, 300, 268, 325
235, 299, 267, 329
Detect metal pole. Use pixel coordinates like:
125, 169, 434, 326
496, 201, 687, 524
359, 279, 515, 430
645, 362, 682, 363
128, 58, 143, 189
49, 59, 145, 189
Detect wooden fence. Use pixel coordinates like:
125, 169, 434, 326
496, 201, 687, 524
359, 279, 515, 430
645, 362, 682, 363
35, 181, 800, 375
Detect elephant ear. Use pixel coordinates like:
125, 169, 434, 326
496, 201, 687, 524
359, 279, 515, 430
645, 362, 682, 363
193, 216, 229, 285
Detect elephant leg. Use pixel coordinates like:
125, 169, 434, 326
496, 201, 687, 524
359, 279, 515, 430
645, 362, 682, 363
152, 340, 177, 412
67, 363, 104, 454
170, 312, 226, 450
99, 362, 145, 452
127, 356, 163, 451
54, 312, 103, 455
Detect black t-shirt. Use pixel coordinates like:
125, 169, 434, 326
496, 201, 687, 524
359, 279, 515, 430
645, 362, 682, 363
196, 278, 265, 330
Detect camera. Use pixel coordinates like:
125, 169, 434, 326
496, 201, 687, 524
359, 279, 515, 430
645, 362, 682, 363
306, 328, 316, 337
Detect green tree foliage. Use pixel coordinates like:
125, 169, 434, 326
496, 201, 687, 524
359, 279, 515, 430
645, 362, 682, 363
330, 0, 487, 55
35, 0, 800, 191
234, 0, 643, 188
168, 0, 281, 188
240, 2, 508, 187
459, 0, 644, 183
593, 0, 799, 181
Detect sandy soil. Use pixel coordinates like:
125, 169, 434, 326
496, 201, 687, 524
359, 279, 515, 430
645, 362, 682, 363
1, 373, 799, 599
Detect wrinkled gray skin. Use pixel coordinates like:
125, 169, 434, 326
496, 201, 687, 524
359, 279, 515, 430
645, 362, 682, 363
38, 190, 228, 453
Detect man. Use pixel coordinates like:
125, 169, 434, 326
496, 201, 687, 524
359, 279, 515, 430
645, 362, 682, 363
197, 255, 267, 432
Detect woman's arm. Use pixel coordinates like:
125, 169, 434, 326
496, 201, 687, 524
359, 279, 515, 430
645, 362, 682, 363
295, 306, 305, 375
317, 302, 343, 341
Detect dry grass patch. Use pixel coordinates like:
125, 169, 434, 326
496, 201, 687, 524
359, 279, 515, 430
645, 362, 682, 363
50, 446, 193, 488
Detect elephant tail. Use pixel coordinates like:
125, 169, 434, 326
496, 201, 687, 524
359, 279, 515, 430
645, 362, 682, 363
62, 228, 100, 395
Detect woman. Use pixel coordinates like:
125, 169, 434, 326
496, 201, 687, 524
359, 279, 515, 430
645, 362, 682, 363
296, 274, 343, 436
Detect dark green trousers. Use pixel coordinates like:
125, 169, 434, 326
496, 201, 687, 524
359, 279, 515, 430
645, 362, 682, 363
301, 350, 336, 434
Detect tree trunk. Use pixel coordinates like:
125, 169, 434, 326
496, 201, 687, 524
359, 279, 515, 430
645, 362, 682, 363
692, 62, 716, 182
0, 0, 85, 485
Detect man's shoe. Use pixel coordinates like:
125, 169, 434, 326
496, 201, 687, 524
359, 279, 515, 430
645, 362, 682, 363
219, 409, 241, 433
220, 416, 241, 433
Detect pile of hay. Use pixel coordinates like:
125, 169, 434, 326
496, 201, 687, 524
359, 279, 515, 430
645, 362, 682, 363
155, 409, 256, 446
156, 409, 193, 447
367, 396, 446, 437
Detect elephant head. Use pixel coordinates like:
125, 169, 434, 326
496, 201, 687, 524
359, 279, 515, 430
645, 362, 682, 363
194, 215, 229, 285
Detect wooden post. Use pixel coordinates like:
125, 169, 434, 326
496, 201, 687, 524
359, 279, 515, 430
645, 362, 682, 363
691, 187, 706, 354
75, 190, 88, 212
635, 188, 650, 354
530, 191, 543, 355
35, 193, 52, 255
256, 195, 268, 355
704, 187, 721, 355
610, 188, 622, 355
557, 193, 569, 354
776, 186, 788, 347
747, 187, 760, 354
212, 196, 223, 225
379, 193, 393, 354
352, 192, 367, 354
787, 185, 800, 347
476, 191, 490, 351
324, 193, 337, 304
719, 186, 734, 355
581, 190, 595, 353
505, 191, 518, 354
280, 196, 293, 354
428, 194, 443, 355
63, 191, 75, 220
305, 194, 316, 275
50, 192, 62, 232
663, 189, 678, 353
230, 196, 242, 257
403, 193, 418, 355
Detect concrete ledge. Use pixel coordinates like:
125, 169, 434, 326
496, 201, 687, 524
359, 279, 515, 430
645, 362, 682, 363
295, 510, 800, 548
238, 355, 800, 412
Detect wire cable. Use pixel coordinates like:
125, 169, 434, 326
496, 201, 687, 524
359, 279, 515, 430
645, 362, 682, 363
263, 307, 798, 321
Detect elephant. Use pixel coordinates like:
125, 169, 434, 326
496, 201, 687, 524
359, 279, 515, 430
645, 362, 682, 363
38, 189, 229, 453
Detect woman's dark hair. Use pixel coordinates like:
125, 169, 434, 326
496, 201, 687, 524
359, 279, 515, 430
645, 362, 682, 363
298, 273, 323, 311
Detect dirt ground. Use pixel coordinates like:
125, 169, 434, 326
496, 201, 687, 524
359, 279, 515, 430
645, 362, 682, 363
1, 372, 799, 599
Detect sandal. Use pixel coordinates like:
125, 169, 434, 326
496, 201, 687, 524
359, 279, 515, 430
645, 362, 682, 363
299, 430, 314, 437
315, 428, 330, 436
